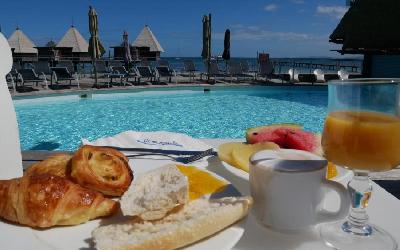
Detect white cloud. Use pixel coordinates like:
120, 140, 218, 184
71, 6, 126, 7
214, 25, 326, 42
291, 0, 305, 4
264, 4, 278, 12
316, 5, 348, 19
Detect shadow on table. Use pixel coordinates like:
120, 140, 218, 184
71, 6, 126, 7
237, 214, 328, 250
205, 156, 250, 196
29, 141, 61, 151
375, 180, 400, 200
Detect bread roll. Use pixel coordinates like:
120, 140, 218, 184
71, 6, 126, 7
93, 196, 252, 250
120, 164, 188, 220
71, 145, 133, 196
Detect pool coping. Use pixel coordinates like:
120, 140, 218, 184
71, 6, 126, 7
12, 82, 327, 100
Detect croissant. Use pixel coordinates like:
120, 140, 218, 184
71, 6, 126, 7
0, 174, 118, 228
70, 145, 133, 196
24, 153, 72, 178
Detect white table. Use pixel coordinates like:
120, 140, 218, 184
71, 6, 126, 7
203, 139, 400, 250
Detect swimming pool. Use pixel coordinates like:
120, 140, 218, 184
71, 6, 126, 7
14, 86, 328, 151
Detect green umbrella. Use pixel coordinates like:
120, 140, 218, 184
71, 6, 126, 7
88, 6, 105, 87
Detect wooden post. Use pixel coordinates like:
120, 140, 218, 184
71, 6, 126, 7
362, 53, 372, 77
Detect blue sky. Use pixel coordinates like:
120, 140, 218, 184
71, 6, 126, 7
0, 0, 352, 58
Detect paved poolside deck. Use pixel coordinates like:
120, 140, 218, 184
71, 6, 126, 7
10, 74, 325, 98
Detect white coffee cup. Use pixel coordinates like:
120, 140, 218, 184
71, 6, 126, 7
249, 149, 349, 232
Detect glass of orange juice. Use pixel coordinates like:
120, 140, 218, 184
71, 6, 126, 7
320, 79, 399, 250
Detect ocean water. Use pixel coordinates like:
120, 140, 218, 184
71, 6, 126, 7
14, 86, 328, 151
163, 57, 363, 74
78, 57, 362, 75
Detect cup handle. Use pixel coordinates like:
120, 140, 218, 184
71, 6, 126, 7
316, 179, 350, 224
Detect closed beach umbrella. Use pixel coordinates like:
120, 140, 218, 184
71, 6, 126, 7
201, 14, 211, 81
88, 6, 105, 86
123, 30, 132, 65
201, 15, 210, 60
222, 29, 230, 61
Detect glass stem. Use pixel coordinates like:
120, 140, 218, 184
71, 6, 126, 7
342, 170, 373, 236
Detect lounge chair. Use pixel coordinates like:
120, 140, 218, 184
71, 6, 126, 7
17, 69, 48, 89
109, 66, 137, 86
313, 69, 339, 83
258, 59, 290, 83
297, 73, 317, 84
203, 61, 227, 83
12, 62, 22, 72
288, 69, 316, 83
157, 60, 169, 67
94, 61, 110, 75
182, 60, 197, 81
140, 60, 151, 67
33, 61, 52, 76
155, 66, 176, 83
50, 67, 79, 88
338, 69, 362, 80
56, 61, 75, 74
135, 66, 156, 84
227, 61, 253, 82
6, 73, 17, 93
108, 60, 123, 68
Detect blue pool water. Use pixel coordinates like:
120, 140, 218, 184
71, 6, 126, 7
14, 86, 328, 151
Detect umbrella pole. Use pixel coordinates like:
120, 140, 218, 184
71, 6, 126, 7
93, 59, 98, 88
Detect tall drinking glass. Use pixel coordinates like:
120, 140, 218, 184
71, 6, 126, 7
320, 79, 399, 249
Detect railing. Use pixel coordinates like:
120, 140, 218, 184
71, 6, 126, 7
270, 60, 360, 73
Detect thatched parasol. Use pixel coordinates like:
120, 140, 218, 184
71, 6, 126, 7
330, 0, 400, 53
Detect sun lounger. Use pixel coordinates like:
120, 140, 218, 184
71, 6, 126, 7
56, 61, 75, 74
33, 61, 52, 76
203, 61, 227, 83
108, 60, 123, 68
288, 68, 316, 83
338, 69, 362, 80
94, 61, 110, 75
108, 66, 137, 86
155, 66, 176, 84
12, 62, 22, 72
135, 66, 156, 84
257, 54, 289, 83
157, 60, 169, 67
17, 69, 48, 89
313, 69, 340, 83
140, 60, 151, 67
182, 60, 197, 81
50, 67, 79, 88
227, 61, 253, 82
6, 73, 17, 93
297, 73, 317, 83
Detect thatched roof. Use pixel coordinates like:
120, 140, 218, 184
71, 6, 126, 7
57, 26, 89, 53
8, 28, 38, 54
132, 25, 164, 52
330, 0, 400, 53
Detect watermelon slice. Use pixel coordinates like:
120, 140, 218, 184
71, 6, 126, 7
246, 124, 322, 155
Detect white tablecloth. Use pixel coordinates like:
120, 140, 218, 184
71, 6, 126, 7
202, 139, 400, 250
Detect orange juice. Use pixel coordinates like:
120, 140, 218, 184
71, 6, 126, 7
322, 111, 400, 172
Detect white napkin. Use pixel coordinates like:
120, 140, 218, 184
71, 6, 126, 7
82, 131, 211, 150
82, 131, 213, 167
